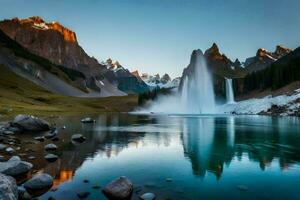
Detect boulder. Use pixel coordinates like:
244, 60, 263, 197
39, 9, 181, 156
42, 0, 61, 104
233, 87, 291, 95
44, 144, 58, 151
71, 134, 86, 143
0, 156, 33, 176
11, 115, 50, 132
0, 173, 18, 200
102, 176, 133, 200
24, 173, 53, 191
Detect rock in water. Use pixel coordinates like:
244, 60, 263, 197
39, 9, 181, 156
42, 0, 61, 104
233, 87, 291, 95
24, 173, 53, 192
71, 134, 86, 143
81, 118, 95, 123
11, 115, 50, 132
140, 193, 156, 200
0, 173, 18, 200
0, 156, 33, 176
5, 147, 15, 154
44, 154, 58, 162
34, 136, 45, 142
44, 144, 58, 151
77, 192, 90, 199
102, 176, 133, 200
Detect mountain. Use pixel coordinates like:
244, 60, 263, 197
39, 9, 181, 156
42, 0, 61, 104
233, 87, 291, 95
0, 16, 105, 75
140, 73, 180, 89
0, 16, 148, 95
241, 46, 300, 94
103, 59, 149, 94
245, 45, 291, 72
179, 44, 247, 99
0, 28, 126, 97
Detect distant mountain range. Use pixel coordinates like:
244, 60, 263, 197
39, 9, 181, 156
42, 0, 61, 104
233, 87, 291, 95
0, 16, 298, 101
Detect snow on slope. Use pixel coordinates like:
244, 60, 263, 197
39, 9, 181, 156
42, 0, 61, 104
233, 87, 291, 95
218, 89, 300, 116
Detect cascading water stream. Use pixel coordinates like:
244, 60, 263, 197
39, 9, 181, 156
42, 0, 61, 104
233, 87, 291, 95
225, 78, 235, 104
181, 50, 216, 113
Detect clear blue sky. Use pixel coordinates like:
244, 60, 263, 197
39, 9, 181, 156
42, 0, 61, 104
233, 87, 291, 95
1, 0, 299, 77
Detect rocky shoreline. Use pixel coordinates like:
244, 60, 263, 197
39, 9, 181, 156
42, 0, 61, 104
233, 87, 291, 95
0, 115, 157, 200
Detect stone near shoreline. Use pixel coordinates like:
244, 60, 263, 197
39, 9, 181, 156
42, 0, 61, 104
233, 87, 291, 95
71, 134, 86, 143
44, 143, 58, 151
44, 154, 58, 162
24, 173, 53, 192
81, 117, 95, 123
0, 173, 18, 200
34, 136, 45, 142
102, 176, 133, 200
10, 115, 50, 132
0, 156, 33, 177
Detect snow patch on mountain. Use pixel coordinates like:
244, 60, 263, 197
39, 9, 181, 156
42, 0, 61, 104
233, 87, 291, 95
218, 89, 300, 116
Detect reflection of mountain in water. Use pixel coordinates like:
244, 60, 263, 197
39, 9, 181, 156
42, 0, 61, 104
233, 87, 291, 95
41, 114, 172, 187
181, 116, 300, 179
33, 115, 300, 188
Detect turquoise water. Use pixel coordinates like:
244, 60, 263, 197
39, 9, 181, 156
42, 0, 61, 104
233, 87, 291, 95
38, 114, 300, 200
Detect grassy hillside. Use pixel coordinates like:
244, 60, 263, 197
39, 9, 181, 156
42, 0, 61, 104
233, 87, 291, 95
0, 64, 138, 118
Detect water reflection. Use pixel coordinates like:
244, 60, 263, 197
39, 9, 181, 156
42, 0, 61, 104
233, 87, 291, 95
26, 114, 300, 199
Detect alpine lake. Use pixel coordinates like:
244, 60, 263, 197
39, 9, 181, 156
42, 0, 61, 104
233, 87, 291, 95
8, 113, 300, 200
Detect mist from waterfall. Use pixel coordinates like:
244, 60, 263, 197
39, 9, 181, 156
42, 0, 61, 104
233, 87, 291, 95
225, 78, 235, 104
180, 50, 216, 113
135, 49, 217, 114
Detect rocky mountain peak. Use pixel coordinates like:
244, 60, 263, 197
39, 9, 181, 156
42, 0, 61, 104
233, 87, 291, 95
256, 48, 272, 58
0, 16, 104, 73
161, 73, 171, 84
233, 58, 242, 68
3, 16, 77, 43
204, 43, 221, 59
29, 16, 45, 24
131, 70, 141, 79
273, 45, 291, 58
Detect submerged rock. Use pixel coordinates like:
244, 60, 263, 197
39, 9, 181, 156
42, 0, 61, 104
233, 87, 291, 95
102, 176, 133, 200
140, 192, 156, 200
44, 144, 58, 151
77, 192, 90, 199
0, 156, 33, 176
24, 173, 53, 192
81, 118, 95, 123
44, 154, 58, 162
11, 115, 50, 132
0, 173, 18, 200
71, 134, 86, 143
236, 185, 248, 191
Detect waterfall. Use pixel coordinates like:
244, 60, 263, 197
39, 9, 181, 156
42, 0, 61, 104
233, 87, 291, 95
181, 50, 216, 113
225, 78, 235, 104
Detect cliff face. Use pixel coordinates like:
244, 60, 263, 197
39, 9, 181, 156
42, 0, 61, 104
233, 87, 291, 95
179, 44, 247, 100
0, 16, 106, 76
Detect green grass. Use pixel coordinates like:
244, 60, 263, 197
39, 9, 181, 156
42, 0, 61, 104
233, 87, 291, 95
0, 65, 138, 118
